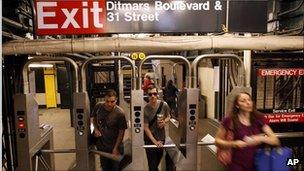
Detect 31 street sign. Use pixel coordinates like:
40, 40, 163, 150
35, 0, 266, 35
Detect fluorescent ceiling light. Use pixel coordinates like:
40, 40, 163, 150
29, 64, 53, 68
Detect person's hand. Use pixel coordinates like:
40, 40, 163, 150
112, 147, 121, 156
94, 129, 102, 137
157, 120, 166, 129
244, 135, 265, 146
233, 140, 248, 148
154, 141, 164, 148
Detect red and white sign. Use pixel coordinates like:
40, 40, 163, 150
34, 0, 230, 35
257, 68, 304, 77
35, 0, 106, 35
264, 112, 304, 123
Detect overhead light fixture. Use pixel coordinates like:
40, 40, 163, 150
29, 64, 54, 68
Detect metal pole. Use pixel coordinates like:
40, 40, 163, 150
40, 149, 76, 153
6, 117, 15, 171
90, 150, 123, 162
244, 33, 252, 87
226, 0, 230, 31
2, 17, 33, 33
38, 155, 51, 171
143, 144, 177, 148
35, 155, 39, 171
173, 62, 185, 87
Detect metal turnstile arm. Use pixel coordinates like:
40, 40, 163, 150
90, 149, 123, 162
196, 132, 304, 146
40, 149, 76, 153
143, 144, 177, 148
34, 151, 51, 171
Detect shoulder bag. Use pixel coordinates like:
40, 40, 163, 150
216, 121, 234, 166
144, 101, 164, 144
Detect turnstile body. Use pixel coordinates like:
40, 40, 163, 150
124, 90, 145, 170
14, 94, 55, 171
169, 88, 199, 170
72, 92, 95, 170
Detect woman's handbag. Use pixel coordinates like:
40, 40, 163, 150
255, 147, 293, 171
216, 122, 234, 166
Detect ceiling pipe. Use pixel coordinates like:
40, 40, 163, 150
2, 17, 33, 33
65, 53, 89, 60
3, 35, 303, 56
277, 0, 304, 17
2, 31, 24, 40
82, 52, 96, 57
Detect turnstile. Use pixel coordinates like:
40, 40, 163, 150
124, 89, 145, 170
79, 56, 139, 170
191, 54, 250, 115
175, 88, 199, 171
72, 92, 94, 170
14, 57, 79, 171
192, 54, 249, 170
14, 94, 54, 171
139, 55, 199, 170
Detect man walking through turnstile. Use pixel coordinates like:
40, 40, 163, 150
144, 86, 176, 171
90, 89, 128, 171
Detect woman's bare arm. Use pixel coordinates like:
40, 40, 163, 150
215, 125, 247, 149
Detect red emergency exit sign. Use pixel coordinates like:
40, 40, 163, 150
35, 0, 106, 35
257, 68, 304, 76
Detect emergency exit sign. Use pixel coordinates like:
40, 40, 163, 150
35, 0, 267, 35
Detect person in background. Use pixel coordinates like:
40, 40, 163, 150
215, 92, 280, 171
163, 80, 179, 117
181, 81, 187, 91
144, 87, 175, 171
142, 74, 153, 93
90, 89, 128, 171
142, 74, 155, 102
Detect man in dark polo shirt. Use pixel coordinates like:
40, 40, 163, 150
90, 89, 127, 171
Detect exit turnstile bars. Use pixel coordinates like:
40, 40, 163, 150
154, 62, 183, 87
191, 54, 245, 88
81, 56, 136, 91
14, 57, 79, 171
191, 53, 249, 118
138, 55, 192, 89
22, 57, 79, 94
78, 56, 136, 170
139, 55, 200, 171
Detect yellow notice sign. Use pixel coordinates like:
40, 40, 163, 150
131, 52, 146, 60
131, 53, 138, 60
138, 53, 146, 60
